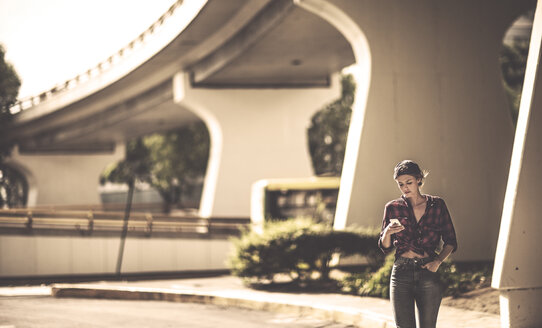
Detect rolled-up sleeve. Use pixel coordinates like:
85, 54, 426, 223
440, 199, 458, 253
378, 205, 395, 254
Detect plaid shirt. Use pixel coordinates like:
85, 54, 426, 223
378, 195, 458, 258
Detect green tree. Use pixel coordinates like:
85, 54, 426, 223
101, 121, 210, 213
143, 121, 210, 212
100, 138, 152, 188
500, 39, 530, 124
307, 74, 355, 176
0, 44, 24, 208
0, 44, 21, 161
0, 164, 28, 209
100, 138, 152, 275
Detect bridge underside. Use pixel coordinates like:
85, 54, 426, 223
8, 0, 354, 152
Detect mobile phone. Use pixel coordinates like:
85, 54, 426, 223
390, 218, 402, 226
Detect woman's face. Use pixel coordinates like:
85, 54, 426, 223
395, 174, 420, 198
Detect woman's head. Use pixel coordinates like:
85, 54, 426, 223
393, 160, 427, 184
393, 160, 428, 197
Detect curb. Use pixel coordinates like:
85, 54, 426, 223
51, 284, 395, 328
0, 286, 52, 297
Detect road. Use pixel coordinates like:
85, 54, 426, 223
0, 296, 355, 328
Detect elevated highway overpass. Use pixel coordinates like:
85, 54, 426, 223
6, 0, 352, 152
3, 1, 542, 325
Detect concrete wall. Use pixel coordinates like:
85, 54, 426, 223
174, 73, 341, 218
0, 235, 119, 277
8, 145, 124, 207
492, 1, 542, 326
322, 0, 535, 261
0, 235, 233, 277
122, 237, 232, 273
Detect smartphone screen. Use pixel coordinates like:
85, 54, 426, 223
390, 218, 402, 226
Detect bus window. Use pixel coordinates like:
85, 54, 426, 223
251, 177, 340, 233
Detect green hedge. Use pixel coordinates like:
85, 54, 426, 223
228, 218, 382, 285
229, 217, 492, 297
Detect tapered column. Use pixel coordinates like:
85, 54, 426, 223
173, 73, 340, 218
493, 1, 542, 327
308, 0, 534, 262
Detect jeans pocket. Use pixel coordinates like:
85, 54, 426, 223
424, 268, 443, 285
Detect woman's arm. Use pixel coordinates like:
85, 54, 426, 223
437, 244, 455, 263
380, 229, 393, 249
424, 199, 458, 272
380, 223, 404, 249
424, 244, 454, 272
378, 205, 405, 253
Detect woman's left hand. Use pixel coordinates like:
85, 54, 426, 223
422, 260, 442, 273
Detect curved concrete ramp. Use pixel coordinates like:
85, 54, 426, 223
7, 0, 354, 152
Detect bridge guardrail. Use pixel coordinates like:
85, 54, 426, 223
9, 0, 184, 114
0, 209, 250, 238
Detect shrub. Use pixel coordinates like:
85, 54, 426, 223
228, 218, 382, 285
340, 253, 394, 298
340, 255, 493, 298
438, 261, 492, 297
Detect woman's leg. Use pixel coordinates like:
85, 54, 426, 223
390, 264, 417, 328
414, 269, 443, 328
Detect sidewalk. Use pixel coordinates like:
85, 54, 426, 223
40, 275, 502, 328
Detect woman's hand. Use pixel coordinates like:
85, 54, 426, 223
422, 244, 454, 272
422, 260, 442, 273
384, 221, 405, 237
380, 220, 405, 249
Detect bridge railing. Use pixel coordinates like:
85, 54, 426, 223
27, 202, 169, 213
0, 208, 250, 238
9, 0, 184, 114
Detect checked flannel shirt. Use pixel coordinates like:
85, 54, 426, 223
378, 194, 458, 258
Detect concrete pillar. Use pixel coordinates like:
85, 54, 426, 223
173, 73, 340, 218
493, 1, 542, 327
297, 0, 534, 262
7, 144, 124, 206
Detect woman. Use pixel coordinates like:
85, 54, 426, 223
379, 160, 457, 328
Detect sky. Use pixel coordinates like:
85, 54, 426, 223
0, 0, 177, 99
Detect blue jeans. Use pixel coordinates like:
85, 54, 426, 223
390, 257, 443, 328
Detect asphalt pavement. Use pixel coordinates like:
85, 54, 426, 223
1, 275, 501, 328
0, 295, 354, 328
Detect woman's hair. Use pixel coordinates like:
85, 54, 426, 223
393, 160, 428, 186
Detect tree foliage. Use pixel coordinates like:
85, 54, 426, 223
0, 44, 21, 162
101, 121, 210, 212
500, 39, 530, 124
0, 44, 25, 208
100, 138, 152, 188
0, 164, 28, 209
142, 121, 210, 210
308, 74, 355, 176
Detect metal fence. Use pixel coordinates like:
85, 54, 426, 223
0, 208, 249, 239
